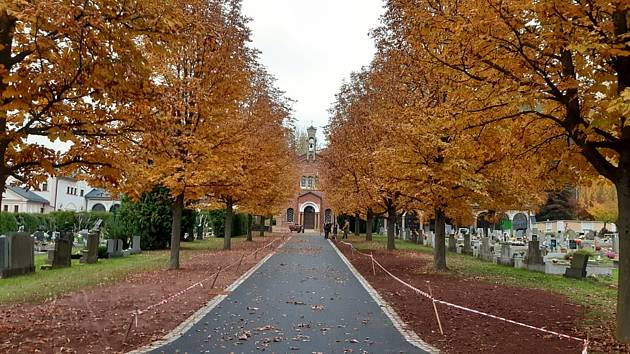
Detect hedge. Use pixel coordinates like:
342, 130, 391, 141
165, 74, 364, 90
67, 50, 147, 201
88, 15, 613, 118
0, 211, 113, 235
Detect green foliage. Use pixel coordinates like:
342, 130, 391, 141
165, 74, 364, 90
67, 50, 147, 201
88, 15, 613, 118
181, 208, 197, 241
104, 212, 132, 248
116, 187, 173, 250
206, 209, 249, 237
207, 209, 225, 237
8, 211, 113, 235
15, 213, 40, 233
0, 212, 18, 235
97, 245, 108, 259
232, 213, 249, 237
565, 248, 597, 260
48, 211, 76, 232
537, 185, 590, 221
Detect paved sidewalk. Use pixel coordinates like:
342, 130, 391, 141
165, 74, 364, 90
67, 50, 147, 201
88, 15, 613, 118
147, 234, 429, 353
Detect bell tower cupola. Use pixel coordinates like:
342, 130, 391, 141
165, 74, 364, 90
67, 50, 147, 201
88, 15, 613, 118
306, 125, 317, 161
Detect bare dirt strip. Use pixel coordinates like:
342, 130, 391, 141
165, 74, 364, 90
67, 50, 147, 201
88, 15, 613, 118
334, 242, 622, 354
0, 235, 285, 354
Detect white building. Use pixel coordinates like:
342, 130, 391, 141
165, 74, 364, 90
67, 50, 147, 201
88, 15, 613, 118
1, 185, 54, 214
2, 176, 120, 214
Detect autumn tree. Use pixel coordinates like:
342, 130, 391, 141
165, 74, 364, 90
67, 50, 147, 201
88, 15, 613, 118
205, 67, 296, 249
0, 1, 177, 202
102, 0, 254, 269
323, 69, 412, 249
384, 0, 630, 341
579, 178, 619, 233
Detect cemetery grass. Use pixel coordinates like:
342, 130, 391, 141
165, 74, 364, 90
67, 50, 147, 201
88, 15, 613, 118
0, 238, 232, 305
340, 235, 625, 353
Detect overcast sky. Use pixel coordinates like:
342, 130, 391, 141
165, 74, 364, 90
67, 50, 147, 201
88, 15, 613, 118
241, 0, 384, 142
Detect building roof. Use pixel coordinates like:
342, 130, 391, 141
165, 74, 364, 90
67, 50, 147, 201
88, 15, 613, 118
6, 185, 50, 204
85, 188, 112, 199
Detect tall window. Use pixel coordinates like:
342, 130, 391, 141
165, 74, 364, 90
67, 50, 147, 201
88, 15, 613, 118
301, 177, 306, 188
80, 189, 84, 197
308, 176, 313, 188
42, 182, 48, 191
13, 205, 18, 213
287, 208, 295, 223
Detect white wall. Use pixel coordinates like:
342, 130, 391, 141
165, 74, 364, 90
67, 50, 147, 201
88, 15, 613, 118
1, 189, 53, 214
32, 177, 90, 211
87, 199, 120, 212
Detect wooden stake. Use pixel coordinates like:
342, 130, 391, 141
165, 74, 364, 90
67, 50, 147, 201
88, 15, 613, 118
428, 285, 444, 335
236, 254, 245, 271
370, 253, 376, 276
210, 266, 222, 289
123, 315, 134, 342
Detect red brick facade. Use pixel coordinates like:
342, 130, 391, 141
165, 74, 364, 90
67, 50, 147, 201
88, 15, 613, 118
274, 135, 335, 232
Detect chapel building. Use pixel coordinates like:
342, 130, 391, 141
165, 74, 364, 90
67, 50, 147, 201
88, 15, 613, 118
274, 126, 335, 232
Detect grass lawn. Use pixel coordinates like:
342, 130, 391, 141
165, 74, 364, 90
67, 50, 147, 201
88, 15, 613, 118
0, 237, 237, 305
346, 235, 618, 322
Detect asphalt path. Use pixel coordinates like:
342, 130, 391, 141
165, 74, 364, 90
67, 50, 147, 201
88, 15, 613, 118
148, 234, 428, 353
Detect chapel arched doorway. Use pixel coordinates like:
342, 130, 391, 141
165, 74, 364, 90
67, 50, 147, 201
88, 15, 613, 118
303, 206, 316, 230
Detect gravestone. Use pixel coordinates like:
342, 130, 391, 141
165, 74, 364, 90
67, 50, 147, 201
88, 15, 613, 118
0, 236, 8, 271
196, 225, 204, 240
131, 236, 142, 254
0, 232, 35, 278
513, 255, 524, 269
107, 239, 123, 258
448, 234, 457, 252
480, 237, 492, 261
498, 243, 514, 266
525, 240, 545, 272
81, 231, 99, 264
463, 234, 472, 255
52, 232, 72, 268
569, 239, 577, 250
564, 253, 589, 279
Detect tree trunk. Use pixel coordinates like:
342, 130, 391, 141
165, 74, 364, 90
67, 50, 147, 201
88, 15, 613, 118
246, 214, 253, 241
259, 216, 265, 237
354, 213, 360, 237
434, 208, 448, 271
169, 193, 184, 270
616, 175, 630, 343
387, 203, 396, 250
366, 211, 373, 241
0, 9, 16, 199
224, 199, 233, 250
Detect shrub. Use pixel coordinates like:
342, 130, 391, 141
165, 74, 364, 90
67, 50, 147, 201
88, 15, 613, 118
0, 212, 18, 235
181, 208, 197, 241
49, 211, 76, 232
15, 213, 40, 233
116, 187, 173, 250
206, 209, 249, 237
104, 212, 132, 248
565, 248, 597, 260
97, 245, 108, 259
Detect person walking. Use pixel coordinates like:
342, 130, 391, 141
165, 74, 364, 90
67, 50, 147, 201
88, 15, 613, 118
324, 223, 331, 239
342, 219, 350, 239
